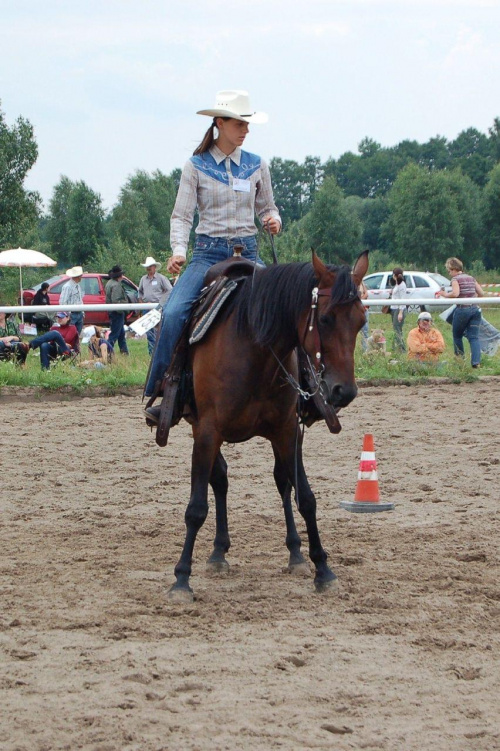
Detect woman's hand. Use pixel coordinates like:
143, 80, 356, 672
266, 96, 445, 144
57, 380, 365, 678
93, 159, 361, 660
167, 255, 186, 275
263, 217, 281, 235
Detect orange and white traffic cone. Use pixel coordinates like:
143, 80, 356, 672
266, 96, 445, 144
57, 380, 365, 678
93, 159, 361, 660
340, 433, 394, 513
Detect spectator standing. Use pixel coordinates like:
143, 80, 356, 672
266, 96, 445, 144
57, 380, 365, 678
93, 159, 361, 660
60, 266, 84, 334
32, 282, 53, 331
389, 267, 407, 352
438, 257, 483, 367
138, 256, 172, 355
407, 312, 445, 362
358, 280, 369, 352
105, 265, 129, 355
28, 312, 79, 370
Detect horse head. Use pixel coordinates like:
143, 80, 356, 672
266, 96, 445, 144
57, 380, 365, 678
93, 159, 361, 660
302, 250, 369, 411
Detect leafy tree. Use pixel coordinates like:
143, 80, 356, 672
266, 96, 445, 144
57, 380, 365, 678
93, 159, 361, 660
0, 103, 41, 247
46, 177, 105, 266
382, 163, 462, 268
108, 169, 178, 255
482, 163, 500, 269
448, 128, 493, 186
269, 157, 323, 228
296, 176, 362, 264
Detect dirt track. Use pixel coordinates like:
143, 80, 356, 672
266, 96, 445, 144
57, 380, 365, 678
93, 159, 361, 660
1, 381, 499, 751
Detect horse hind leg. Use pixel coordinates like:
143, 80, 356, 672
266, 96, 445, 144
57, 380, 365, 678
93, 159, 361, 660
273, 448, 309, 574
206, 451, 231, 574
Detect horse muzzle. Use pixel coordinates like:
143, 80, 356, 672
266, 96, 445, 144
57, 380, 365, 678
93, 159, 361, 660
323, 381, 358, 409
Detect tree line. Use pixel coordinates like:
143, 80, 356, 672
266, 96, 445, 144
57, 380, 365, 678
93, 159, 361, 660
2, 100, 500, 286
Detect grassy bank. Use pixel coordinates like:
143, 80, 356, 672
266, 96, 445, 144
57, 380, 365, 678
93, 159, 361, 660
0, 309, 499, 395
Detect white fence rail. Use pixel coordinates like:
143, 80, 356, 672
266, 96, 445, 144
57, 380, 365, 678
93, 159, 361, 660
1, 298, 500, 316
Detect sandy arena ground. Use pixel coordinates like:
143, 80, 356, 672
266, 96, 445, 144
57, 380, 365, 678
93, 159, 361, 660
0, 380, 499, 751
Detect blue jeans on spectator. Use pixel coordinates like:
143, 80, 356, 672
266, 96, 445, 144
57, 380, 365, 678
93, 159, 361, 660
30, 330, 71, 370
146, 235, 261, 396
391, 308, 407, 352
70, 312, 84, 335
108, 312, 129, 354
360, 311, 369, 352
452, 305, 481, 366
146, 326, 158, 356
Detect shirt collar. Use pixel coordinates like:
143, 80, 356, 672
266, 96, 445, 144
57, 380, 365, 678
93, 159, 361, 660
210, 144, 241, 166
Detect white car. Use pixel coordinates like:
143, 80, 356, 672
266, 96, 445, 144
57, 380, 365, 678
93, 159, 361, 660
363, 270, 452, 312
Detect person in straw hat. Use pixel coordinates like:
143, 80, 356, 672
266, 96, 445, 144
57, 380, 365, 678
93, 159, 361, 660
144, 89, 281, 403
60, 266, 84, 334
138, 256, 172, 355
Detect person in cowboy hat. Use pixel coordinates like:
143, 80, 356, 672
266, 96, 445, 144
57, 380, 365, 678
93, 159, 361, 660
104, 265, 129, 355
138, 257, 173, 355
59, 266, 84, 334
144, 89, 281, 404
407, 311, 445, 363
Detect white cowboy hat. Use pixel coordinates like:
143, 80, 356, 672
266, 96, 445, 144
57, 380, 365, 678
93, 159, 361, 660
66, 266, 83, 278
141, 256, 162, 270
197, 90, 268, 124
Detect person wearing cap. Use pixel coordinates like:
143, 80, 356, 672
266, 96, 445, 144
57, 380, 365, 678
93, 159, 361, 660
105, 265, 129, 355
138, 257, 172, 355
407, 312, 445, 363
60, 266, 85, 334
145, 89, 281, 400
27, 312, 79, 370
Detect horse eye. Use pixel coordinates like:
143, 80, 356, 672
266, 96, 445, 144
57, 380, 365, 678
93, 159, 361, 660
319, 313, 335, 328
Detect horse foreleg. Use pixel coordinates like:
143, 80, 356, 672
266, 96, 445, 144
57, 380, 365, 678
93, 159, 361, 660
278, 437, 337, 591
206, 450, 231, 573
272, 447, 307, 572
169, 433, 221, 601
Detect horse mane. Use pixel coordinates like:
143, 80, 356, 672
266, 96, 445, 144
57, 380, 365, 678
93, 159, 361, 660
225, 261, 357, 349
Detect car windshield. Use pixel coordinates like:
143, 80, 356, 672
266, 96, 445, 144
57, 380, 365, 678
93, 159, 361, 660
429, 273, 450, 286
32, 276, 62, 292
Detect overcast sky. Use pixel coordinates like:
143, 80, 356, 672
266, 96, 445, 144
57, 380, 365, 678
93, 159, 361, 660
2, 0, 499, 212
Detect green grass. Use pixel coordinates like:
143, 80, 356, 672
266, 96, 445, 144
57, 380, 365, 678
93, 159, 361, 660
1, 309, 499, 395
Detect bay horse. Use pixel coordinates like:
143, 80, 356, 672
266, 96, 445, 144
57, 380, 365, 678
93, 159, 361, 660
166, 250, 368, 601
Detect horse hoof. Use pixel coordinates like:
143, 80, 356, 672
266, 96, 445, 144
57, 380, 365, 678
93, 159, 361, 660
314, 577, 339, 594
287, 562, 311, 577
206, 559, 230, 575
167, 585, 194, 603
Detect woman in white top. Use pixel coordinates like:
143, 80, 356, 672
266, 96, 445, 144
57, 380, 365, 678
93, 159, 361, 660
145, 90, 281, 399
389, 266, 407, 352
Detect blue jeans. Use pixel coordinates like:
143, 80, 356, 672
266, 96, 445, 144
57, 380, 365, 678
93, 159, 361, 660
452, 305, 481, 366
391, 308, 407, 352
70, 312, 84, 335
146, 326, 158, 356
146, 234, 261, 396
108, 312, 129, 354
30, 330, 71, 370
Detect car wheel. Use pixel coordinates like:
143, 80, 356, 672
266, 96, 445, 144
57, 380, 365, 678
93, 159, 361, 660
407, 304, 425, 314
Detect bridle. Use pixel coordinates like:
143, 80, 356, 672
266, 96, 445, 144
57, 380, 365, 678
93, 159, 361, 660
270, 282, 360, 401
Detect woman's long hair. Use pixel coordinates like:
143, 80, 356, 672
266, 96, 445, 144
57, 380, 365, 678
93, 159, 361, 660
193, 117, 230, 155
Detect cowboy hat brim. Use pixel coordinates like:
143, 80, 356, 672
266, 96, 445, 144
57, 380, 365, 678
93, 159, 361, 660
196, 108, 268, 124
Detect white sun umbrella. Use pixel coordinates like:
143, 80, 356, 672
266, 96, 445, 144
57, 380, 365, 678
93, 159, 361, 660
0, 247, 57, 322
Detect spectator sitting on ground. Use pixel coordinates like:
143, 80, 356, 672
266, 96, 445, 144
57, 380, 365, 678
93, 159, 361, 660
27, 312, 79, 370
407, 312, 445, 363
365, 328, 387, 354
0, 312, 29, 365
79, 326, 114, 369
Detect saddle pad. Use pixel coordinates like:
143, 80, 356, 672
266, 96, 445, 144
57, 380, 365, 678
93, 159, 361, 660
189, 279, 239, 344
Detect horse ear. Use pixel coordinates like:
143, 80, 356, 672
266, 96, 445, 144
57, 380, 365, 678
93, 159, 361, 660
352, 250, 369, 286
311, 249, 335, 286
